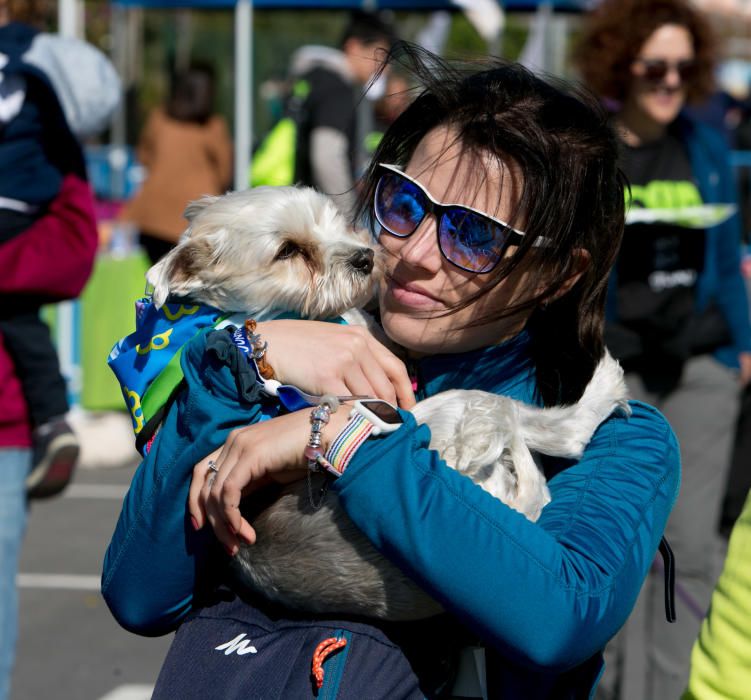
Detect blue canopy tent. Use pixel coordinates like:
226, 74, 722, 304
109, 0, 585, 187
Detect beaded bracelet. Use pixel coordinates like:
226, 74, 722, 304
303, 395, 339, 474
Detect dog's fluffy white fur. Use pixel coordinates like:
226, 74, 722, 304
147, 186, 378, 319
150, 186, 629, 621
233, 354, 628, 620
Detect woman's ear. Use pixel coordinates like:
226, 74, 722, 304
547, 248, 592, 302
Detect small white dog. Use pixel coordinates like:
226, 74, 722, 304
148, 186, 378, 320
148, 185, 629, 620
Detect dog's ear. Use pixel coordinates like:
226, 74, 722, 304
146, 238, 213, 308
145, 256, 169, 308
184, 195, 221, 224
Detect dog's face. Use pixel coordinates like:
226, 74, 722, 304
147, 187, 379, 318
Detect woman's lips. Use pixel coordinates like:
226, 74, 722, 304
386, 277, 445, 309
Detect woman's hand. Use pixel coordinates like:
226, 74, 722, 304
257, 320, 416, 409
188, 408, 351, 554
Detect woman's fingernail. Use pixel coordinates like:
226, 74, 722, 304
191, 516, 200, 531
224, 544, 236, 557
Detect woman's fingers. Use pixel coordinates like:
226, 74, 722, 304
203, 436, 246, 552
341, 364, 380, 400
189, 448, 222, 530
337, 328, 411, 404
367, 342, 415, 407
259, 320, 414, 405
191, 411, 324, 555
348, 326, 413, 406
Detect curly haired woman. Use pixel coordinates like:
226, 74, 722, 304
574, 1, 751, 698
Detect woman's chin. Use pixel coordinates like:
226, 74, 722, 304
381, 311, 444, 355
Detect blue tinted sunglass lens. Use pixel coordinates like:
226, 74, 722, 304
375, 172, 427, 237
440, 208, 508, 273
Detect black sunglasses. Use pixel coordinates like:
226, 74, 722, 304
373, 163, 532, 274
633, 58, 698, 84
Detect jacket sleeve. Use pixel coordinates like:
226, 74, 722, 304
0, 174, 97, 300
714, 173, 751, 354
101, 331, 266, 636
332, 400, 680, 671
700, 125, 751, 355
683, 491, 751, 700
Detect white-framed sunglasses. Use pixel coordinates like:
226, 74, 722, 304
373, 163, 533, 274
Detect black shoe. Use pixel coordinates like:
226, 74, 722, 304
26, 418, 80, 499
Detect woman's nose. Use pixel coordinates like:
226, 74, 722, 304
665, 66, 683, 88
395, 217, 443, 271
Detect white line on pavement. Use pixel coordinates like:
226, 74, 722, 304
98, 684, 155, 700
17, 574, 100, 590
64, 484, 129, 499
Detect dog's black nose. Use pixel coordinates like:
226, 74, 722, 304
349, 248, 374, 274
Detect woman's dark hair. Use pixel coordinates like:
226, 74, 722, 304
573, 0, 716, 105
356, 45, 626, 406
166, 64, 216, 125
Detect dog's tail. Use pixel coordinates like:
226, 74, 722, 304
517, 352, 630, 459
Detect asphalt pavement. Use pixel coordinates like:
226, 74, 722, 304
12, 464, 172, 700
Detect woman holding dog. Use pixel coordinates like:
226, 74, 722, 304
103, 48, 680, 698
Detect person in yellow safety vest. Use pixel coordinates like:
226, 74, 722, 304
683, 489, 751, 700
250, 79, 309, 189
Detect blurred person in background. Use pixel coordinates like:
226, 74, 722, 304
371, 71, 413, 140
121, 62, 232, 264
574, 1, 751, 698
285, 10, 395, 215
0, 0, 101, 695
0, 0, 117, 498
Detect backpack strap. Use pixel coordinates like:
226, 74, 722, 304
658, 536, 677, 623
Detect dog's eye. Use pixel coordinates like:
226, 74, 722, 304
275, 241, 301, 260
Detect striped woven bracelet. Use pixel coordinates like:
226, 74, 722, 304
320, 412, 375, 477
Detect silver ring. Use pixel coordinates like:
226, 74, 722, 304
207, 460, 219, 473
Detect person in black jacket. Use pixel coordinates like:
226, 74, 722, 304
290, 11, 394, 217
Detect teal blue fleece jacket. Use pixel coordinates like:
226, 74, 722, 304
102, 327, 680, 697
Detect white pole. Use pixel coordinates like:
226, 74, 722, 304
110, 3, 128, 200
57, 0, 82, 407
234, 0, 253, 191
58, 0, 78, 38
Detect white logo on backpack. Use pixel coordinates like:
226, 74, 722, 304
215, 633, 258, 656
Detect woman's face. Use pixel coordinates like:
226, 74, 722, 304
628, 24, 695, 127
377, 127, 543, 355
